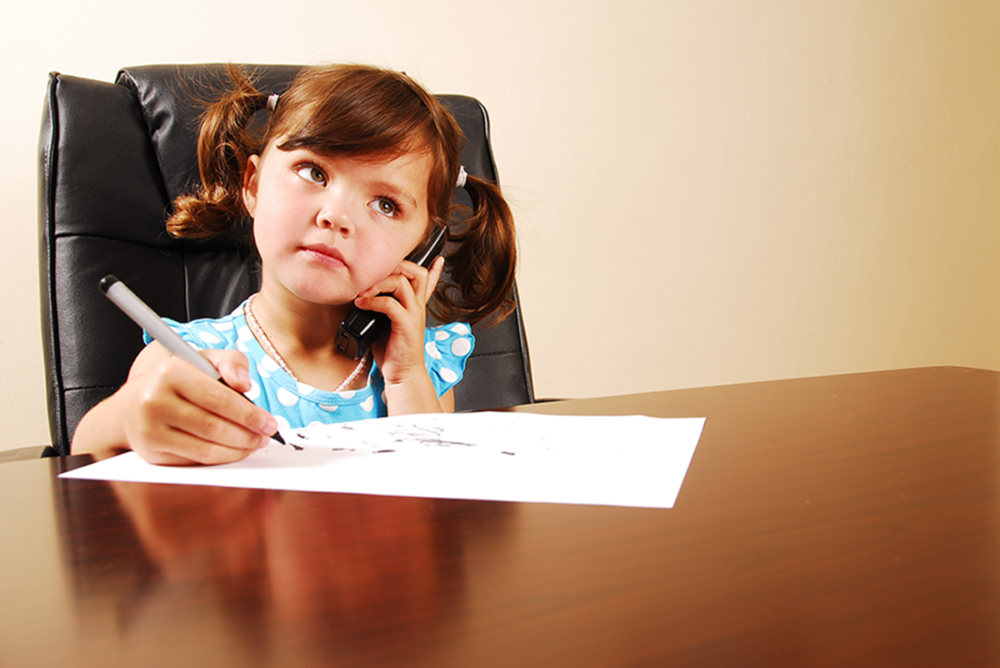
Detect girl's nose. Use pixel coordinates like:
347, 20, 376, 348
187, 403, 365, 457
316, 191, 354, 234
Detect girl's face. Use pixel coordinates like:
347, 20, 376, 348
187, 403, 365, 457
243, 141, 433, 307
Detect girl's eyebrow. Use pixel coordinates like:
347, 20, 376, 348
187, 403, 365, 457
370, 179, 419, 209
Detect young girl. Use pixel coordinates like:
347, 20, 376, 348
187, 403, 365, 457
72, 64, 517, 466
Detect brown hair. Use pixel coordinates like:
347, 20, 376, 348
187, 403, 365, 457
168, 64, 516, 324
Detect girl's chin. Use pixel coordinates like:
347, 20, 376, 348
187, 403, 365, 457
296, 291, 357, 309
266, 269, 353, 300
273, 282, 358, 310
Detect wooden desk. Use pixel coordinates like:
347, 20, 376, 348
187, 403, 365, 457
1, 367, 997, 667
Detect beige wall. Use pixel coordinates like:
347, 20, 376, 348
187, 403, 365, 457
2, 1, 998, 450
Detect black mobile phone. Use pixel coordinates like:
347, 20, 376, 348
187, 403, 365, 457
335, 227, 448, 360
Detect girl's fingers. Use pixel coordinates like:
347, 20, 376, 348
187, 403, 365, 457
205, 349, 253, 393
174, 384, 271, 444
129, 355, 276, 465
141, 427, 269, 466
399, 256, 443, 299
180, 371, 277, 440
188, 351, 278, 437
356, 273, 418, 315
424, 256, 445, 301
352, 258, 441, 382
358, 257, 442, 311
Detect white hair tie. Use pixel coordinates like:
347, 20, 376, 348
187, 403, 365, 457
456, 165, 468, 189
266, 94, 280, 113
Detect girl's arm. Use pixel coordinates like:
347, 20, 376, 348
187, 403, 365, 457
355, 256, 453, 416
71, 343, 278, 465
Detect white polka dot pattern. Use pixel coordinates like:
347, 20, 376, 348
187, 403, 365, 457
148, 301, 475, 432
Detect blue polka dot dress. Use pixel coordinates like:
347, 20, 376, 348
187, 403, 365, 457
144, 300, 475, 433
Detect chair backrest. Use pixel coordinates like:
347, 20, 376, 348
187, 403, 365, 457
39, 64, 533, 455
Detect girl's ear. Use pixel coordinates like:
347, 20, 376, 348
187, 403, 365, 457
242, 155, 261, 216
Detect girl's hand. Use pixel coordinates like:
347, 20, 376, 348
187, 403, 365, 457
72, 344, 278, 466
353, 255, 446, 413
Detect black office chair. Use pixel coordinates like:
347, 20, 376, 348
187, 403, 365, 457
39, 64, 533, 456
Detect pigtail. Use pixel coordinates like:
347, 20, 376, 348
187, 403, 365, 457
433, 174, 517, 325
167, 66, 268, 239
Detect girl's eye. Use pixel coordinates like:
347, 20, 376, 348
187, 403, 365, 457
296, 165, 326, 185
370, 197, 399, 217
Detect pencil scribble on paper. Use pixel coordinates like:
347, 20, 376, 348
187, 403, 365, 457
288, 413, 564, 459
381, 423, 478, 449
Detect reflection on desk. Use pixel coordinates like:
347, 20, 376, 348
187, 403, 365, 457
1, 366, 999, 667
64, 481, 514, 664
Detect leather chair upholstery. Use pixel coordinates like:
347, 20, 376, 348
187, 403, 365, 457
39, 64, 533, 455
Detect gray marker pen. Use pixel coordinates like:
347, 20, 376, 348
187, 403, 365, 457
100, 275, 285, 444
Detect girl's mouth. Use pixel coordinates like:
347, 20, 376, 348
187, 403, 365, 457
301, 244, 347, 268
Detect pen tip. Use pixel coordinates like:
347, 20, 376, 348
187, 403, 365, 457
99, 275, 119, 294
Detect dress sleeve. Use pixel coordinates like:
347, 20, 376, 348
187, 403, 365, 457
423, 323, 476, 397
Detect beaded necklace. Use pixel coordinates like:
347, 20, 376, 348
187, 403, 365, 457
244, 295, 369, 394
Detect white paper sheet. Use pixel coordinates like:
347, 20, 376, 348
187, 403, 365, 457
60, 412, 705, 508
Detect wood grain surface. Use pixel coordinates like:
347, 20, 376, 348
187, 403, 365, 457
1, 367, 997, 667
